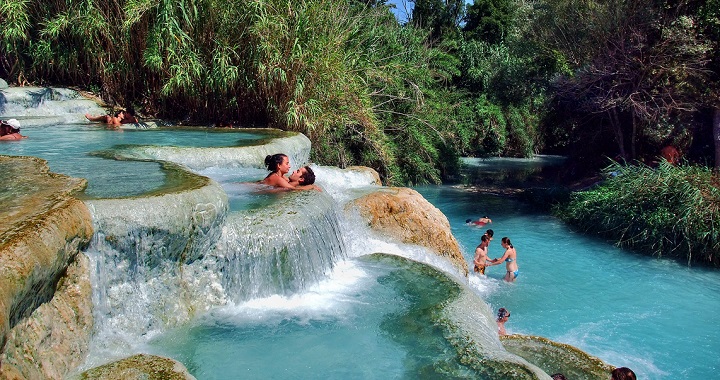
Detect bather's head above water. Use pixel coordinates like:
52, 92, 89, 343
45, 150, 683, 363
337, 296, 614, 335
289, 166, 315, 185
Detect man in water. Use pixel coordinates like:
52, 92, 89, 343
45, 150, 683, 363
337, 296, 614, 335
473, 234, 491, 274
288, 166, 316, 186
287, 165, 321, 192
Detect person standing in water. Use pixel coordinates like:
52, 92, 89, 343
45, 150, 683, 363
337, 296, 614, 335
488, 236, 518, 282
473, 234, 491, 274
0, 119, 27, 140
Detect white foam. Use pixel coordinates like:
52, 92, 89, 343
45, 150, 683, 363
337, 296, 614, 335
206, 259, 370, 325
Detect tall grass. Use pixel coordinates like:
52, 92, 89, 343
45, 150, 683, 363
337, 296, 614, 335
0, 0, 495, 184
556, 161, 720, 266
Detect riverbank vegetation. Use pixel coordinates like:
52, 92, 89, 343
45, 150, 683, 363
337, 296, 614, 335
1, 0, 717, 182
1, 0, 718, 257
556, 161, 720, 266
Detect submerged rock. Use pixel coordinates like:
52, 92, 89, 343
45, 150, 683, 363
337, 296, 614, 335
501, 334, 614, 379
73, 354, 195, 380
348, 187, 469, 275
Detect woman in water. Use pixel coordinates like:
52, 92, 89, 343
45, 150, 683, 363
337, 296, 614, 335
496, 307, 510, 336
261, 153, 321, 191
488, 237, 518, 282
261, 153, 296, 189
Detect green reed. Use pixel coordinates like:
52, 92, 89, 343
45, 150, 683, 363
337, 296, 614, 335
556, 160, 720, 266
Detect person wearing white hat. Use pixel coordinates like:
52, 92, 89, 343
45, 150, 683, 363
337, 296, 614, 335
0, 119, 27, 140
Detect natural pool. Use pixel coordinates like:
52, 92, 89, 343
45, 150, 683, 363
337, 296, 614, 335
4, 89, 716, 379
416, 158, 720, 379
0, 123, 275, 198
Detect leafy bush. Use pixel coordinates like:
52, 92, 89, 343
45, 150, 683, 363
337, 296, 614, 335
556, 161, 720, 266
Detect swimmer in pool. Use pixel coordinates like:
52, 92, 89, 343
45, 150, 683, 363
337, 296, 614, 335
466, 215, 492, 227
261, 154, 321, 191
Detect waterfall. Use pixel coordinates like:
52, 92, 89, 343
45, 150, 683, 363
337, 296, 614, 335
0, 87, 105, 125
82, 162, 347, 362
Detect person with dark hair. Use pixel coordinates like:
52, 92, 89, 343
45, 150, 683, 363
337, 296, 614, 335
611, 367, 637, 380
261, 153, 294, 189
466, 216, 492, 226
0, 119, 27, 140
85, 109, 125, 127
261, 154, 320, 191
497, 308, 510, 336
550, 373, 567, 380
289, 166, 316, 186
120, 106, 139, 124
473, 234, 491, 275
488, 236, 519, 282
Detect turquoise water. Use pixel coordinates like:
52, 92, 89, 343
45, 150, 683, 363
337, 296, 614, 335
416, 184, 720, 379
150, 256, 470, 379
0, 123, 267, 198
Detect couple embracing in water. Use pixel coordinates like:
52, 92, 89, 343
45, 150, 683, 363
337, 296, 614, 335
261, 153, 321, 191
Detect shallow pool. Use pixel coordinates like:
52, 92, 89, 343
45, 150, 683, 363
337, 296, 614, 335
0, 123, 270, 198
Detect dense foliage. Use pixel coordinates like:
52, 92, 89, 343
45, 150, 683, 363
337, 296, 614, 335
556, 161, 720, 266
0, 0, 549, 185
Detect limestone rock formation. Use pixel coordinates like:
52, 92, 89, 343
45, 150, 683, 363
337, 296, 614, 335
348, 187, 469, 275
1, 254, 93, 379
0, 156, 94, 379
501, 334, 614, 379
74, 354, 196, 380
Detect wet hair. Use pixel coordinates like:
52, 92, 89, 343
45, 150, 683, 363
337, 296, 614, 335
611, 367, 637, 380
465, 219, 472, 223
485, 229, 494, 238
299, 166, 316, 185
501, 237, 513, 248
497, 308, 510, 321
481, 234, 489, 243
551, 374, 567, 380
114, 109, 125, 117
264, 153, 287, 172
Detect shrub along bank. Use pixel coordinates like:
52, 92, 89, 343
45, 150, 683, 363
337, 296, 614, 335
555, 161, 720, 266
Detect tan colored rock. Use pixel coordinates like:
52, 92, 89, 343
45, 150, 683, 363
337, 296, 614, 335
501, 334, 614, 379
346, 166, 382, 185
1, 254, 93, 379
75, 354, 196, 380
348, 187, 468, 275
0, 156, 94, 378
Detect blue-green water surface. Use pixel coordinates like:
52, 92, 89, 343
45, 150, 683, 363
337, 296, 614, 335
0, 123, 268, 198
150, 256, 470, 379
416, 184, 720, 379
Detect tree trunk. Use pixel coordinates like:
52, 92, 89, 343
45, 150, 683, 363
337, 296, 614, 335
715, 108, 720, 173
631, 115, 637, 160
610, 109, 626, 159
